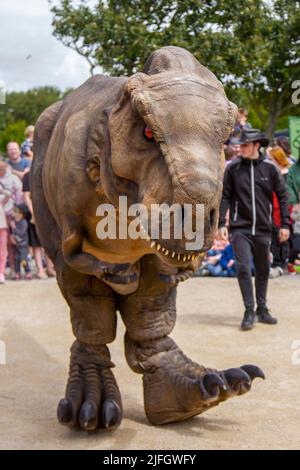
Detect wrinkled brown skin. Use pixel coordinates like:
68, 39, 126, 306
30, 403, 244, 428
31, 46, 264, 431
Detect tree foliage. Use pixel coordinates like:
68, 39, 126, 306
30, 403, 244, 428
50, 0, 300, 137
0, 120, 27, 155
0, 87, 69, 153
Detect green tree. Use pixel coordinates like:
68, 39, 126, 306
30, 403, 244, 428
50, 0, 266, 77
50, 0, 300, 136
0, 120, 27, 154
0, 87, 69, 153
0, 86, 63, 130
229, 0, 300, 138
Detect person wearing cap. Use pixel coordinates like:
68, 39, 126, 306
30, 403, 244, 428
218, 129, 290, 330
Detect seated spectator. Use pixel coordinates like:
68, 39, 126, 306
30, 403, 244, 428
197, 235, 229, 276
200, 244, 237, 277
6, 142, 30, 180
218, 244, 237, 277
21, 125, 34, 166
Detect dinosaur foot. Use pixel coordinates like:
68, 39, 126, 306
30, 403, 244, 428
57, 341, 122, 431
139, 340, 264, 425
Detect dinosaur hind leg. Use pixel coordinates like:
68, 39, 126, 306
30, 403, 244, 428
55, 263, 123, 431
119, 256, 265, 425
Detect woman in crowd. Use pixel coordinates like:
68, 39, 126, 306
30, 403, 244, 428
23, 170, 55, 279
0, 158, 24, 278
267, 146, 290, 277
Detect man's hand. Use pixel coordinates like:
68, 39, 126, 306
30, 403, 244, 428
218, 226, 228, 241
279, 228, 290, 243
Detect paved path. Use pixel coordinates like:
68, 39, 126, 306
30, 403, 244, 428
0, 276, 299, 449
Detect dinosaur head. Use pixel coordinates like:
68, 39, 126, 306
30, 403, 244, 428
100, 47, 236, 268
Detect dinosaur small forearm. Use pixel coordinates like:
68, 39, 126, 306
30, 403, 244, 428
62, 232, 105, 277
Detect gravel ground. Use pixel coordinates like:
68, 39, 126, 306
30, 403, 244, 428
0, 275, 299, 450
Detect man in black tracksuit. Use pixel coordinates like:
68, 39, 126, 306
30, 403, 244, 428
218, 129, 290, 330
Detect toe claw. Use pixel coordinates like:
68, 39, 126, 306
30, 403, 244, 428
102, 399, 122, 430
57, 399, 75, 426
241, 364, 265, 381
203, 372, 227, 397
224, 368, 251, 393
79, 401, 99, 431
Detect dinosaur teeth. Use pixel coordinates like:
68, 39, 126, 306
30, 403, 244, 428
148, 242, 197, 261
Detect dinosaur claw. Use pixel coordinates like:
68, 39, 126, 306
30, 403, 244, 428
203, 372, 227, 396
57, 399, 74, 425
224, 368, 251, 392
102, 399, 122, 430
241, 364, 265, 381
79, 401, 98, 431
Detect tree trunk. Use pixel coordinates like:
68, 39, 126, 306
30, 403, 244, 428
266, 113, 278, 144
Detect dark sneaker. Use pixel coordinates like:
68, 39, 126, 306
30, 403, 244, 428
256, 306, 277, 325
241, 308, 256, 330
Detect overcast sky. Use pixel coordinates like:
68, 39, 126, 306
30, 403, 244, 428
0, 0, 100, 92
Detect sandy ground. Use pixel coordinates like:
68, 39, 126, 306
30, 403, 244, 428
0, 275, 299, 450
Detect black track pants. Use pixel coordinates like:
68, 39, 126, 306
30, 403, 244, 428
231, 231, 271, 310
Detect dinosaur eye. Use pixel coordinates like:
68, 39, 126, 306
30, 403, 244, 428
144, 126, 154, 141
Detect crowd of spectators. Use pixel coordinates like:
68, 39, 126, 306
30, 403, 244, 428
0, 116, 300, 285
0, 126, 55, 283
198, 108, 300, 278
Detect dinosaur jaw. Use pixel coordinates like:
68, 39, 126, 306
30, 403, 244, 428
140, 229, 205, 268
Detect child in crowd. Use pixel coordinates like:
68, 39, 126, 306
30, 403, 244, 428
21, 125, 34, 165
10, 204, 32, 280
218, 244, 237, 277
197, 235, 230, 276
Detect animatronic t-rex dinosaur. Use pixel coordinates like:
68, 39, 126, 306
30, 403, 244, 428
31, 46, 264, 431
